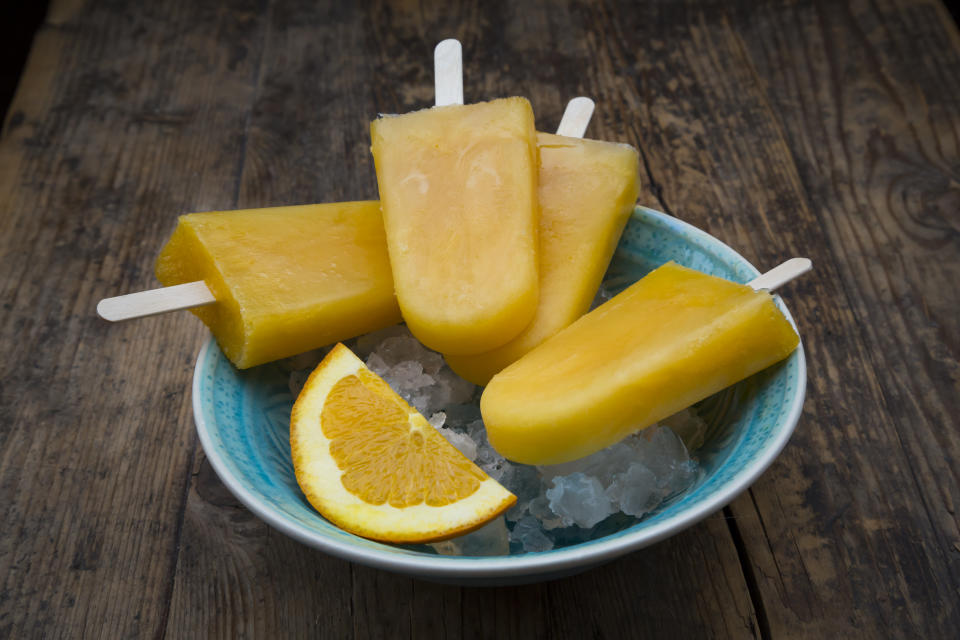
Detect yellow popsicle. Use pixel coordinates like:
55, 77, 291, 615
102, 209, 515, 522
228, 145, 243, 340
445, 133, 640, 384
480, 262, 800, 465
154, 202, 401, 369
370, 97, 540, 356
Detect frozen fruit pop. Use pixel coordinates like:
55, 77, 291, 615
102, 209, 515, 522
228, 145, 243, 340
98, 96, 595, 369
446, 126, 640, 385
369, 42, 540, 356
141, 202, 400, 369
480, 260, 810, 465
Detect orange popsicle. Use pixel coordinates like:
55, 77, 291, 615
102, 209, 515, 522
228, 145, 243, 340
154, 202, 401, 369
370, 97, 540, 356
481, 261, 804, 465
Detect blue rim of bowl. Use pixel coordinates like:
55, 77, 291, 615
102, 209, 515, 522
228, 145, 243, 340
192, 205, 807, 579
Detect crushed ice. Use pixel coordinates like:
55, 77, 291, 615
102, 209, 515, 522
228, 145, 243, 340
283, 325, 703, 556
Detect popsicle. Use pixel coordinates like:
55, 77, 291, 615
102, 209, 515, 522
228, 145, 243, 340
445, 130, 640, 385
480, 259, 811, 465
99, 96, 595, 370
141, 201, 401, 369
369, 41, 540, 356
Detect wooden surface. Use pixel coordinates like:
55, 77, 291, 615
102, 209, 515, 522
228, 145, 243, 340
1, 0, 958, 637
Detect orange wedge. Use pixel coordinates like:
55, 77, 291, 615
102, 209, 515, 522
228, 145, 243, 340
290, 343, 516, 543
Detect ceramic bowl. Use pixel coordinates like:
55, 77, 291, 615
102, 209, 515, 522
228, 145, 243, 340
192, 206, 806, 586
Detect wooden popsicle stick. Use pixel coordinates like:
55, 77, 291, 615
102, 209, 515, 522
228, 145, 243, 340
555, 97, 595, 138
748, 257, 812, 292
434, 39, 463, 107
97, 280, 216, 322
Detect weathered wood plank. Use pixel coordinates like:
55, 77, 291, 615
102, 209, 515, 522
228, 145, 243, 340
0, 0, 270, 636
583, 0, 960, 636
729, 0, 960, 635
449, 514, 759, 639
164, 453, 354, 638
8, 0, 957, 636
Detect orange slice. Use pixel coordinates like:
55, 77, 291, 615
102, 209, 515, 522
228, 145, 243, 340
290, 343, 516, 543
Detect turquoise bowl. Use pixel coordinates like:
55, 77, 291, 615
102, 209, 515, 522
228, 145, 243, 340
193, 206, 806, 585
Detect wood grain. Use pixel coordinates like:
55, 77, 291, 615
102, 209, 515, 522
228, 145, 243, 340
1, 0, 957, 637
581, 0, 960, 636
0, 0, 268, 636
731, 1, 960, 635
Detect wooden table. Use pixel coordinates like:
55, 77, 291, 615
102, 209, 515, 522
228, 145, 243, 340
2, 0, 958, 636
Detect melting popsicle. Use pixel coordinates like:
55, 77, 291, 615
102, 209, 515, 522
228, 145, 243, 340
480, 259, 811, 465
370, 40, 540, 356
445, 125, 641, 385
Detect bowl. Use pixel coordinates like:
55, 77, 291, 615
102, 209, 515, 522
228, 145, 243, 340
192, 206, 806, 586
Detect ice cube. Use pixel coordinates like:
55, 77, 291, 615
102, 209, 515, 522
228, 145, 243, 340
382, 360, 436, 412
431, 367, 476, 406
510, 515, 554, 552
420, 353, 446, 376
664, 460, 698, 496
538, 441, 638, 487
464, 419, 487, 443
384, 360, 423, 388
528, 495, 566, 530
505, 499, 529, 523
442, 404, 482, 430
500, 464, 542, 522
438, 427, 478, 461
631, 426, 694, 486
660, 408, 708, 451
354, 324, 410, 356
545, 473, 615, 528
379, 336, 444, 374
428, 412, 446, 430
501, 464, 541, 502
424, 381, 453, 409
480, 457, 511, 483
365, 352, 390, 376
474, 435, 508, 478
606, 463, 661, 517
429, 517, 509, 556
